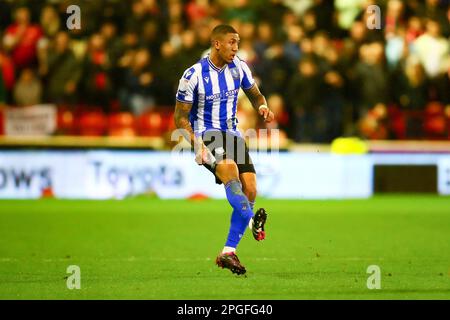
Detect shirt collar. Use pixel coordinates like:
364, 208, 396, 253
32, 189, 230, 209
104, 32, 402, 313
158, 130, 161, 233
207, 55, 227, 72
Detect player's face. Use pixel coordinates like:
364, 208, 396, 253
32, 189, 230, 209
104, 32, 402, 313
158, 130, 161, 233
218, 33, 240, 63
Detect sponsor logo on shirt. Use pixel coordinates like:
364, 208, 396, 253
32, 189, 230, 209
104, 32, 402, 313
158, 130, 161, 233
205, 89, 239, 101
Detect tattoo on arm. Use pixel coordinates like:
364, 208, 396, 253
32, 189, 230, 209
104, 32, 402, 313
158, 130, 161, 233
174, 100, 195, 145
243, 83, 267, 111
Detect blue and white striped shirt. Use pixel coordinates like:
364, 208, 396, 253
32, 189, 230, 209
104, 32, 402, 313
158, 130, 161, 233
176, 55, 255, 136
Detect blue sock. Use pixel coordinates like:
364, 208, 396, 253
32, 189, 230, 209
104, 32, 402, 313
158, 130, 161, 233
224, 179, 254, 249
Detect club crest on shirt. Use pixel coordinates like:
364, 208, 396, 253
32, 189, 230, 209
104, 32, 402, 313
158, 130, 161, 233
229, 67, 239, 79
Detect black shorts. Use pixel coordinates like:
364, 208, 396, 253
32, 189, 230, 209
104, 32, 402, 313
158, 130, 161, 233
201, 130, 256, 185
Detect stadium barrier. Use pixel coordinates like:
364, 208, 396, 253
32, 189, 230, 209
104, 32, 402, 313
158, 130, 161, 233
0, 104, 176, 138
1, 149, 449, 199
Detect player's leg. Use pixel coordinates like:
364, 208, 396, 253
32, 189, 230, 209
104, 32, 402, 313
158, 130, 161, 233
202, 131, 253, 251
240, 172, 257, 210
238, 151, 267, 242
239, 171, 267, 241
214, 159, 254, 275
215, 159, 254, 249
214, 158, 239, 185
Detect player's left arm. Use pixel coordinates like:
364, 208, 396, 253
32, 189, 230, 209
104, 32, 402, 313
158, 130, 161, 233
243, 83, 275, 123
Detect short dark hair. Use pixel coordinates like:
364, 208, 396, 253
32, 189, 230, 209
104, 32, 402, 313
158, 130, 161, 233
211, 24, 238, 42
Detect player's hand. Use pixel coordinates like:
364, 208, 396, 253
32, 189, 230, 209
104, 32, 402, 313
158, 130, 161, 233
194, 140, 203, 165
259, 105, 275, 123
194, 139, 215, 165
194, 143, 207, 165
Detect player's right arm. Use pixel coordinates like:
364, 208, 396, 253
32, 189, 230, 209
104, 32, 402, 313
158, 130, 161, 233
174, 66, 198, 145
174, 100, 195, 145
174, 66, 213, 165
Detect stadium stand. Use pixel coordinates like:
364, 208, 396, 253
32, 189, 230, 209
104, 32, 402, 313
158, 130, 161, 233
0, 108, 4, 135
108, 112, 137, 137
78, 110, 107, 136
0, 0, 449, 147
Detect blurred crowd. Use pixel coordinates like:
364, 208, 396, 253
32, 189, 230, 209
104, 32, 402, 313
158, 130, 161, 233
0, 0, 450, 142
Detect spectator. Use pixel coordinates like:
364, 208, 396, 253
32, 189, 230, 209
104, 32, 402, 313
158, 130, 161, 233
100, 21, 122, 65
140, 19, 162, 57
81, 33, 114, 111
0, 49, 15, 104
334, 0, 366, 30
301, 9, 319, 37
392, 56, 429, 138
125, 0, 151, 33
0, 65, 5, 105
283, 24, 303, 66
121, 31, 140, 52
237, 40, 258, 67
417, 0, 450, 37
40, 5, 60, 39
283, 0, 313, 17
120, 48, 156, 115
281, 9, 299, 36
100, 21, 125, 101
443, 67, 450, 106
142, 0, 161, 18
299, 36, 314, 58
167, 0, 185, 23
385, 0, 407, 38
3, 6, 43, 71
253, 21, 273, 60
223, 0, 256, 23
321, 46, 346, 141
345, 20, 368, 59
257, 0, 289, 27
178, 30, 203, 67
154, 41, 183, 105
238, 21, 256, 42
186, 0, 210, 25
110, 30, 139, 100
385, 27, 407, 70
287, 57, 323, 142
405, 16, 424, 45
353, 42, 389, 119
42, 32, 81, 105
310, 0, 335, 32
167, 21, 184, 50
13, 68, 42, 106
195, 19, 214, 50
0, 82, 5, 107
412, 18, 450, 79
0, 1, 12, 31
312, 31, 333, 74
258, 40, 293, 96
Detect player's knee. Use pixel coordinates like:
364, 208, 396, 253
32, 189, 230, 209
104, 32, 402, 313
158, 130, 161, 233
216, 159, 239, 184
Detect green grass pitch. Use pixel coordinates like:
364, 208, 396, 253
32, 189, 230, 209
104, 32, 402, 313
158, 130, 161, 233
0, 196, 449, 299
